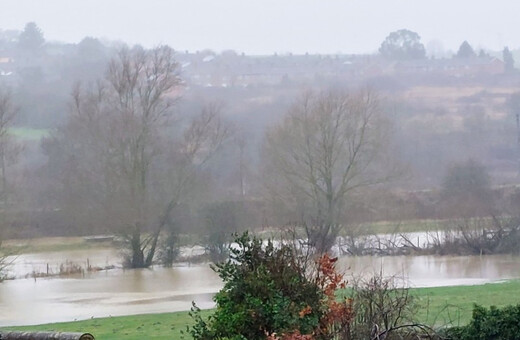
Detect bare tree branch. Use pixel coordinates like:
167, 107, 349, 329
264, 89, 398, 252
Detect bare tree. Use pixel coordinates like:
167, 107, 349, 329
50, 46, 229, 268
0, 87, 20, 204
263, 90, 396, 253
0, 87, 20, 278
440, 159, 494, 218
147, 103, 230, 267
234, 130, 248, 197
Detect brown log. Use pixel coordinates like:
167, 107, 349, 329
0, 331, 94, 340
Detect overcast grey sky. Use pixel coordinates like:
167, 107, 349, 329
1, 0, 519, 55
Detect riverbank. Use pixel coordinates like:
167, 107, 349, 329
3, 280, 520, 340
2, 236, 114, 254
0, 218, 453, 256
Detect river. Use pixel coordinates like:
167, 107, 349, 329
1, 248, 520, 326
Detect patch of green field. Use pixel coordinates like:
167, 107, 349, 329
1, 310, 211, 340
9, 127, 50, 141
353, 219, 447, 235
3, 281, 520, 339
2, 237, 114, 254
349, 216, 499, 235
411, 280, 520, 327
3, 233, 208, 256
257, 219, 455, 239
257, 219, 446, 238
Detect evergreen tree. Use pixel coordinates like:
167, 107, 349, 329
456, 41, 476, 59
18, 22, 44, 52
503, 46, 515, 73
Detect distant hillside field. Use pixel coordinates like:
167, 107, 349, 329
10, 127, 50, 141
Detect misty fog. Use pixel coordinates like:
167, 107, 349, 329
1, 2, 520, 335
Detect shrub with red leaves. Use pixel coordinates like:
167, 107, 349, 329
186, 233, 354, 340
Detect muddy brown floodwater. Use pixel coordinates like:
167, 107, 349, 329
1, 248, 520, 326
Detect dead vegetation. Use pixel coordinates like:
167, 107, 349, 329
425, 216, 520, 256
25, 260, 115, 280
337, 216, 520, 257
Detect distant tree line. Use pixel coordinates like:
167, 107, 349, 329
0, 23, 519, 266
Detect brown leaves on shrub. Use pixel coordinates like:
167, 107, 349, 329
315, 254, 353, 339
269, 254, 354, 340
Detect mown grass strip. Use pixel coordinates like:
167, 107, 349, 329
2, 310, 212, 340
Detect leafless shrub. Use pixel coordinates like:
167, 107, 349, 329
338, 224, 417, 256
277, 225, 318, 276
0, 251, 11, 281
336, 216, 520, 257
157, 231, 180, 267
349, 274, 440, 340
424, 216, 520, 255
59, 260, 85, 275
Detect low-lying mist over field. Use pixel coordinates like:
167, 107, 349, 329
0, 21, 519, 241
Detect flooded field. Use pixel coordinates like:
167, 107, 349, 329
1, 248, 520, 326
0, 264, 221, 326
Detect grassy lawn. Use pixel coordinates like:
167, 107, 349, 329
3, 281, 520, 339
411, 280, 520, 326
1, 311, 211, 340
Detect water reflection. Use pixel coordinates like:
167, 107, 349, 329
338, 255, 520, 287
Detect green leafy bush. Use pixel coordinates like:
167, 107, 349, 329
186, 232, 323, 339
186, 232, 357, 339
445, 304, 520, 340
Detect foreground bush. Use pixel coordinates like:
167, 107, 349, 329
348, 275, 418, 339
445, 304, 520, 340
186, 232, 353, 339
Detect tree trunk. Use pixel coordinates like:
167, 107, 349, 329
0, 146, 6, 203
130, 226, 145, 268
144, 229, 160, 267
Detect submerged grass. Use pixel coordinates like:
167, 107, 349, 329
3, 281, 520, 339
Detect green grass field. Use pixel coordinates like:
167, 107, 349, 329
258, 219, 459, 239
411, 280, 520, 326
9, 127, 50, 141
2, 236, 114, 254
353, 219, 447, 235
3, 281, 520, 339
1, 311, 208, 340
